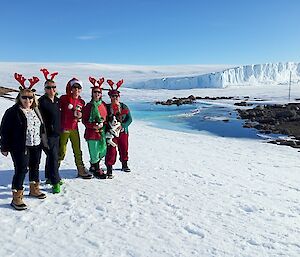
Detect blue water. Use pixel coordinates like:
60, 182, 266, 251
129, 101, 262, 139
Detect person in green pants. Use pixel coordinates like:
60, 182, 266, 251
59, 78, 92, 179
82, 77, 108, 179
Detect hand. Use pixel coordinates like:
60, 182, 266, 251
93, 122, 103, 130
74, 111, 82, 119
1, 151, 8, 157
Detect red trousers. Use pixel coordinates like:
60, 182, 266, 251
105, 132, 129, 166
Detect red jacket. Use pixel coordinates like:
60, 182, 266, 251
59, 95, 85, 131
82, 101, 107, 140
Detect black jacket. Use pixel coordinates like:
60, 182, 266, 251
38, 94, 61, 137
0, 104, 48, 153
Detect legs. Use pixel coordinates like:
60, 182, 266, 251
118, 132, 131, 172
59, 130, 91, 179
45, 136, 61, 185
87, 140, 107, 179
11, 146, 44, 210
69, 130, 84, 167
28, 146, 42, 182
59, 131, 70, 163
105, 132, 131, 176
11, 150, 29, 190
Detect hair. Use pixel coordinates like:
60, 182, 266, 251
44, 79, 55, 87
15, 89, 37, 108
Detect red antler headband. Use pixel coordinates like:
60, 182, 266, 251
107, 79, 124, 89
107, 79, 124, 96
40, 68, 58, 81
89, 76, 105, 88
14, 73, 40, 91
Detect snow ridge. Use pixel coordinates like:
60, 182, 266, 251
127, 62, 300, 89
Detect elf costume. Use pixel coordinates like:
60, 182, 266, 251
105, 79, 132, 178
82, 77, 108, 179
59, 78, 92, 179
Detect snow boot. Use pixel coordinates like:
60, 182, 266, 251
122, 161, 131, 172
94, 167, 107, 179
11, 189, 27, 211
77, 165, 93, 179
29, 181, 47, 199
89, 162, 98, 173
52, 183, 61, 194
106, 165, 114, 179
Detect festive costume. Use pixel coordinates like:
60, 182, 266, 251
59, 78, 92, 179
82, 77, 108, 178
105, 79, 133, 177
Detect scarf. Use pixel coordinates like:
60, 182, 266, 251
89, 99, 103, 123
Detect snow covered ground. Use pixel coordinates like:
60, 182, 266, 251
0, 63, 300, 257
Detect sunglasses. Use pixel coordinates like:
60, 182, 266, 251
21, 95, 34, 100
93, 91, 102, 94
72, 85, 82, 89
45, 86, 56, 89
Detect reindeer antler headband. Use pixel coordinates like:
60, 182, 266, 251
107, 79, 124, 96
89, 77, 106, 90
40, 68, 58, 82
14, 73, 40, 92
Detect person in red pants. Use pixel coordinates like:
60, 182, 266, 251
105, 79, 132, 178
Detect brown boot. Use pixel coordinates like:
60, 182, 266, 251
77, 165, 92, 179
29, 181, 47, 199
11, 190, 27, 211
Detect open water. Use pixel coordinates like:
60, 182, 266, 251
129, 101, 261, 139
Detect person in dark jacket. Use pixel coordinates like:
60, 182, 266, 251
39, 68, 62, 193
105, 79, 132, 178
0, 73, 47, 210
82, 77, 108, 179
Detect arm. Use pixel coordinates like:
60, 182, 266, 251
0, 109, 13, 153
82, 104, 95, 129
121, 104, 132, 129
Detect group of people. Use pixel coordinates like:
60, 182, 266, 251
0, 69, 132, 211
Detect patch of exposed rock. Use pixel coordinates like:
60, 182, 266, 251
237, 103, 300, 148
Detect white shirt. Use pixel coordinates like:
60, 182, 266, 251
21, 108, 41, 146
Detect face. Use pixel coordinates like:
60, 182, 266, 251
110, 94, 120, 104
92, 89, 102, 101
45, 81, 57, 97
20, 92, 34, 109
71, 84, 82, 98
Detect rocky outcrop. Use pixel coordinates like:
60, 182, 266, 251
237, 103, 300, 148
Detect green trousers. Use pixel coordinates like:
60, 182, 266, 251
87, 137, 107, 164
59, 130, 84, 167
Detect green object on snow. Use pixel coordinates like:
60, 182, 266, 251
52, 183, 61, 194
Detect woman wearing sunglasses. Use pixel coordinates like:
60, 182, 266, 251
82, 77, 108, 179
0, 73, 48, 210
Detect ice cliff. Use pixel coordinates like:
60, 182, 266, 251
127, 62, 300, 89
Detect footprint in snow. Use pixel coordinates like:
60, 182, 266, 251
240, 205, 257, 213
247, 239, 260, 246
184, 225, 205, 238
192, 173, 203, 179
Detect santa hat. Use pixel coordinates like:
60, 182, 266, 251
66, 78, 82, 95
14, 73, 39, 92
106, 79, 124, 96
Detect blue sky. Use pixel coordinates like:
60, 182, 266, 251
1, 0, 300, 65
